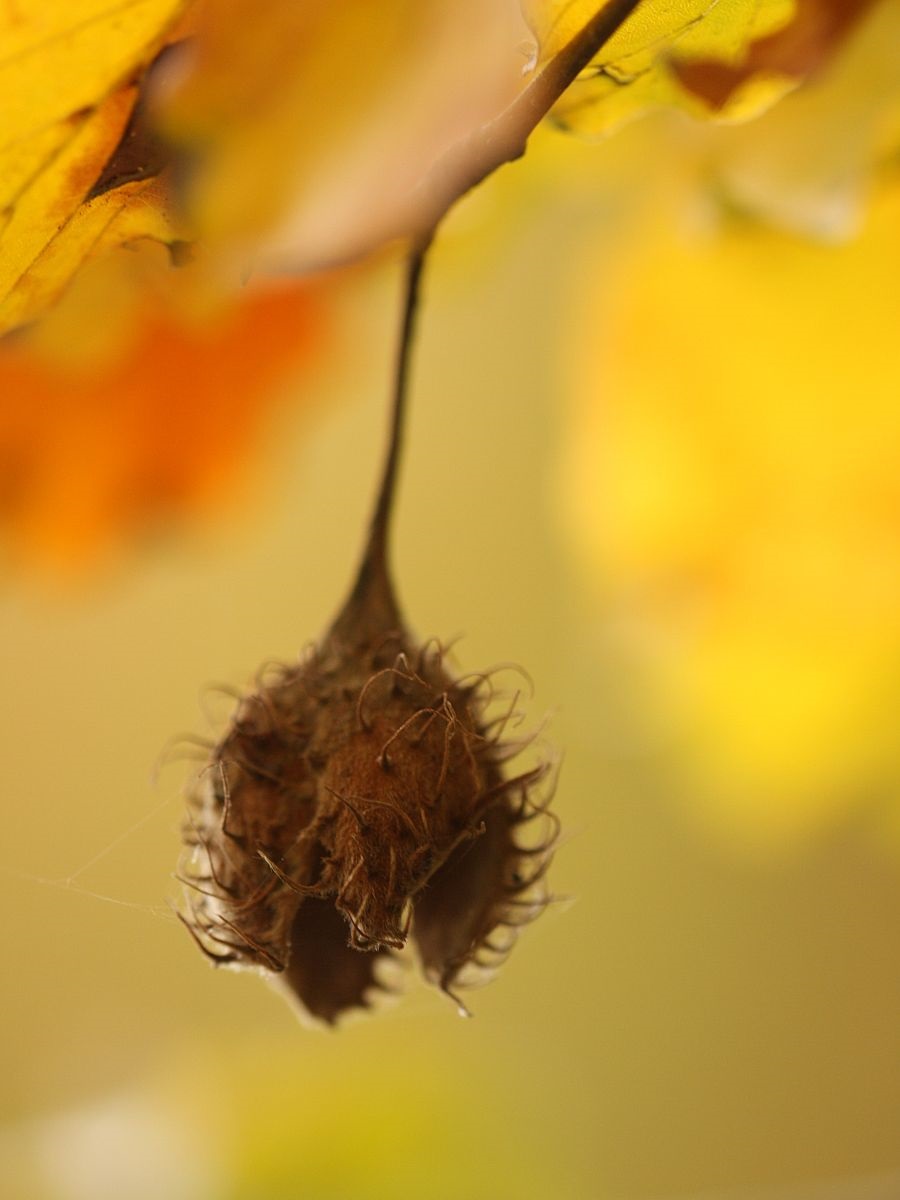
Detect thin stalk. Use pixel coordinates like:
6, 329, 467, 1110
331, 0, 646, 640
331, 237, 431, 642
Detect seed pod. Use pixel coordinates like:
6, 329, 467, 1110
177, 246, 557, 1024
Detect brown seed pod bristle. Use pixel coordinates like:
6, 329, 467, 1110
177, 242, 557, 1024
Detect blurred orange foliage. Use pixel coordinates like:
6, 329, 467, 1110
0, 277, 326, 568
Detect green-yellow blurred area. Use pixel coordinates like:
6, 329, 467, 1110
563, 179, 900, 846
559, 0, 900, 848
2, 2, 900, 1199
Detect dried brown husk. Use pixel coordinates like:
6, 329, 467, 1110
179, 549, 555, 1024
178, 238, 556, 1023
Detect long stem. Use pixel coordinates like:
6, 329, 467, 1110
366, 239, 430, 579
330, 0, 645, 641
331, 237, 431, 641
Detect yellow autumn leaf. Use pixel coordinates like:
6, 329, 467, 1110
0, 1, 185, 144
524, 0, 798, 132
0, 1, 189, 335
526, 0, 791, 61
674, 0, 880, 116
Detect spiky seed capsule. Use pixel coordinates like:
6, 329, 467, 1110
179, 242, 556, 1024
180, 613, 556, 1024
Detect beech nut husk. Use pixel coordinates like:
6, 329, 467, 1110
178, 244, 556, 1024
179, 590, 556, 1024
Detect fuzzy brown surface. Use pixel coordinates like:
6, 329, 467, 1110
181, 629, 554, 1023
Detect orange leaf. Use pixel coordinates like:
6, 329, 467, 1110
0, 272, 327, 568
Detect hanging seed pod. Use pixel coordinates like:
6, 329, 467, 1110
178, 248, 557, 1024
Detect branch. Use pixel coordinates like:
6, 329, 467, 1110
410, 0, 645, 232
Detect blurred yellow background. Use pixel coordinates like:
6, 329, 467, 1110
3, 32, 900, 1200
